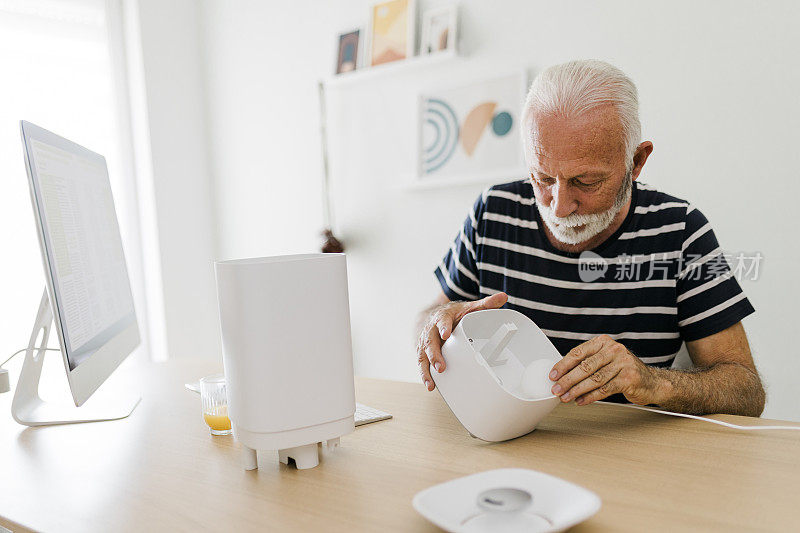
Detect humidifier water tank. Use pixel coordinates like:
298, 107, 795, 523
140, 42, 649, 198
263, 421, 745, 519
432, 309, 562, 442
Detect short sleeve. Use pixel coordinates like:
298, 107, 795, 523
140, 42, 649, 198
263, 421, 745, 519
676, 206, 755, 341
434, 190, 487, 301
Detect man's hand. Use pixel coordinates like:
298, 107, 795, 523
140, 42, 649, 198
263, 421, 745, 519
549, 335, 664, 406
416, 292, 508, 391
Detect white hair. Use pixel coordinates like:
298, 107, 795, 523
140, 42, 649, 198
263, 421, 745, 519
522, 59, 641, 169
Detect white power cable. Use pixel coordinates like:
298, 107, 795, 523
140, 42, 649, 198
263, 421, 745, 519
598, 400, 800, 432
2, 347, 60, 367
0, 347, 61, 394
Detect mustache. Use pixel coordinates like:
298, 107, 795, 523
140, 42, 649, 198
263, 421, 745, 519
540, 210, 609, 227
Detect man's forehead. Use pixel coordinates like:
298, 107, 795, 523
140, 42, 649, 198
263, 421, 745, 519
527, 105, 625, 169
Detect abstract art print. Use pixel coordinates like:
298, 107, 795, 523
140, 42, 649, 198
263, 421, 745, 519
420, 5, 457, 55
417, 73, 527, 183
336, 30, 360, 74
369, 0, 415, 66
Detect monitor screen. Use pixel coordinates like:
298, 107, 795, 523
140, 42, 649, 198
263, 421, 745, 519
23, 125, 137, 371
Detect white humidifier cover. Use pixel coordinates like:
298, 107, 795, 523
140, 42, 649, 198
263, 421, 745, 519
215, 253, 355, 457
433, 309, 562, 442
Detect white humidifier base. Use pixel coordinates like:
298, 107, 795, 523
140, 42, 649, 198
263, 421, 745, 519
413, 468, 601, 532
237, 415, 354, 470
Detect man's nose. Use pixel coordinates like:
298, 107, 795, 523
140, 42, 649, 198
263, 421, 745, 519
551, 180, 577, 218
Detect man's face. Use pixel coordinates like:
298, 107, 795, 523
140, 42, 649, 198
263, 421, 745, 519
525, 104, 631, 245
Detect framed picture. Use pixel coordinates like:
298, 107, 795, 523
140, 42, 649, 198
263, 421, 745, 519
336, 29, 361, 74
416, 72, 528, 185
368, 0, 416, 67
420, 5, 457, 55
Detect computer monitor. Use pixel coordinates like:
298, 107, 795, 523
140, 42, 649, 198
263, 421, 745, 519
19, 120, 140, 408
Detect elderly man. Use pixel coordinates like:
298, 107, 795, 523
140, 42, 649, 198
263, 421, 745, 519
416, 60, 765, 417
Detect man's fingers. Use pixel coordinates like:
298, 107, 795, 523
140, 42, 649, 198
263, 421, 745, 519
436, 314, 454, 341
418, 359, 434, 391
474, 292, 508, 311
417, 338, 435, 390
420, 325, 445, 391
424, 327, 446, 373
425, 344, 445, 374
550, 335, 611, 381
455, 292, 509, 323
552, 348, 613, 399
575, 375, 624, 405
559, 363, 620, 403
416, 324, 439, 390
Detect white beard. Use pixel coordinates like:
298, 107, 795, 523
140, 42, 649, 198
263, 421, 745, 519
537, 175, 632, 246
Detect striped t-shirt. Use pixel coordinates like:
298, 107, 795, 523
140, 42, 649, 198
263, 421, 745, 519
435, 179, 754, 374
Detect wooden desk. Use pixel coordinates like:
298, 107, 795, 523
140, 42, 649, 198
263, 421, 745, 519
1, 358, 799, 532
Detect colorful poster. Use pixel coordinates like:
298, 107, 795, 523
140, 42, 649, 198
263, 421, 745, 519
418, 73, 526, 182
336, 30, 360, 74
370, 0, 412, 66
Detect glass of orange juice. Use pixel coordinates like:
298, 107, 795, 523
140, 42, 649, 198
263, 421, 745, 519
200, 374, 232, 436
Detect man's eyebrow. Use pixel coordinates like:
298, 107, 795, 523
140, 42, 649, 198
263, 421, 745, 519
572, 172, 607, 180
533, 170, 607, 179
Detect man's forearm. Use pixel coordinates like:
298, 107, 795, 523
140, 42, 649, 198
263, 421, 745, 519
650, 362, 765, 417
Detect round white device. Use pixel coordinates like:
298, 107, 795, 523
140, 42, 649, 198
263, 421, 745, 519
434, 309, 563, 442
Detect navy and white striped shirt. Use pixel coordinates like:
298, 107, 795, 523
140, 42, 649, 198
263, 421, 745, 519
435, 179, 754, 372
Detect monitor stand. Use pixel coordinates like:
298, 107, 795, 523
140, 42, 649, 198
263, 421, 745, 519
11, 289, 140, 427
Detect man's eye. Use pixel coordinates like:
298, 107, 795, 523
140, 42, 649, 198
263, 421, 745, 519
576, 180, 601, 188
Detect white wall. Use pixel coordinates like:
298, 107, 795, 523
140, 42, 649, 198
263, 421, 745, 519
198, 0, 800, 421
124, 0, 221, 360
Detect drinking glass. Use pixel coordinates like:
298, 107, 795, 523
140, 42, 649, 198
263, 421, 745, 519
200, 374, 232, 436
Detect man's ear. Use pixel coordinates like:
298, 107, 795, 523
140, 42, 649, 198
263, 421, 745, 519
631, 141, 654, 180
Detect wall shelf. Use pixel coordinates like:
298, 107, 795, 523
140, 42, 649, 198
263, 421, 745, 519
394, 166, 528, 192
324, 49, 459, 87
